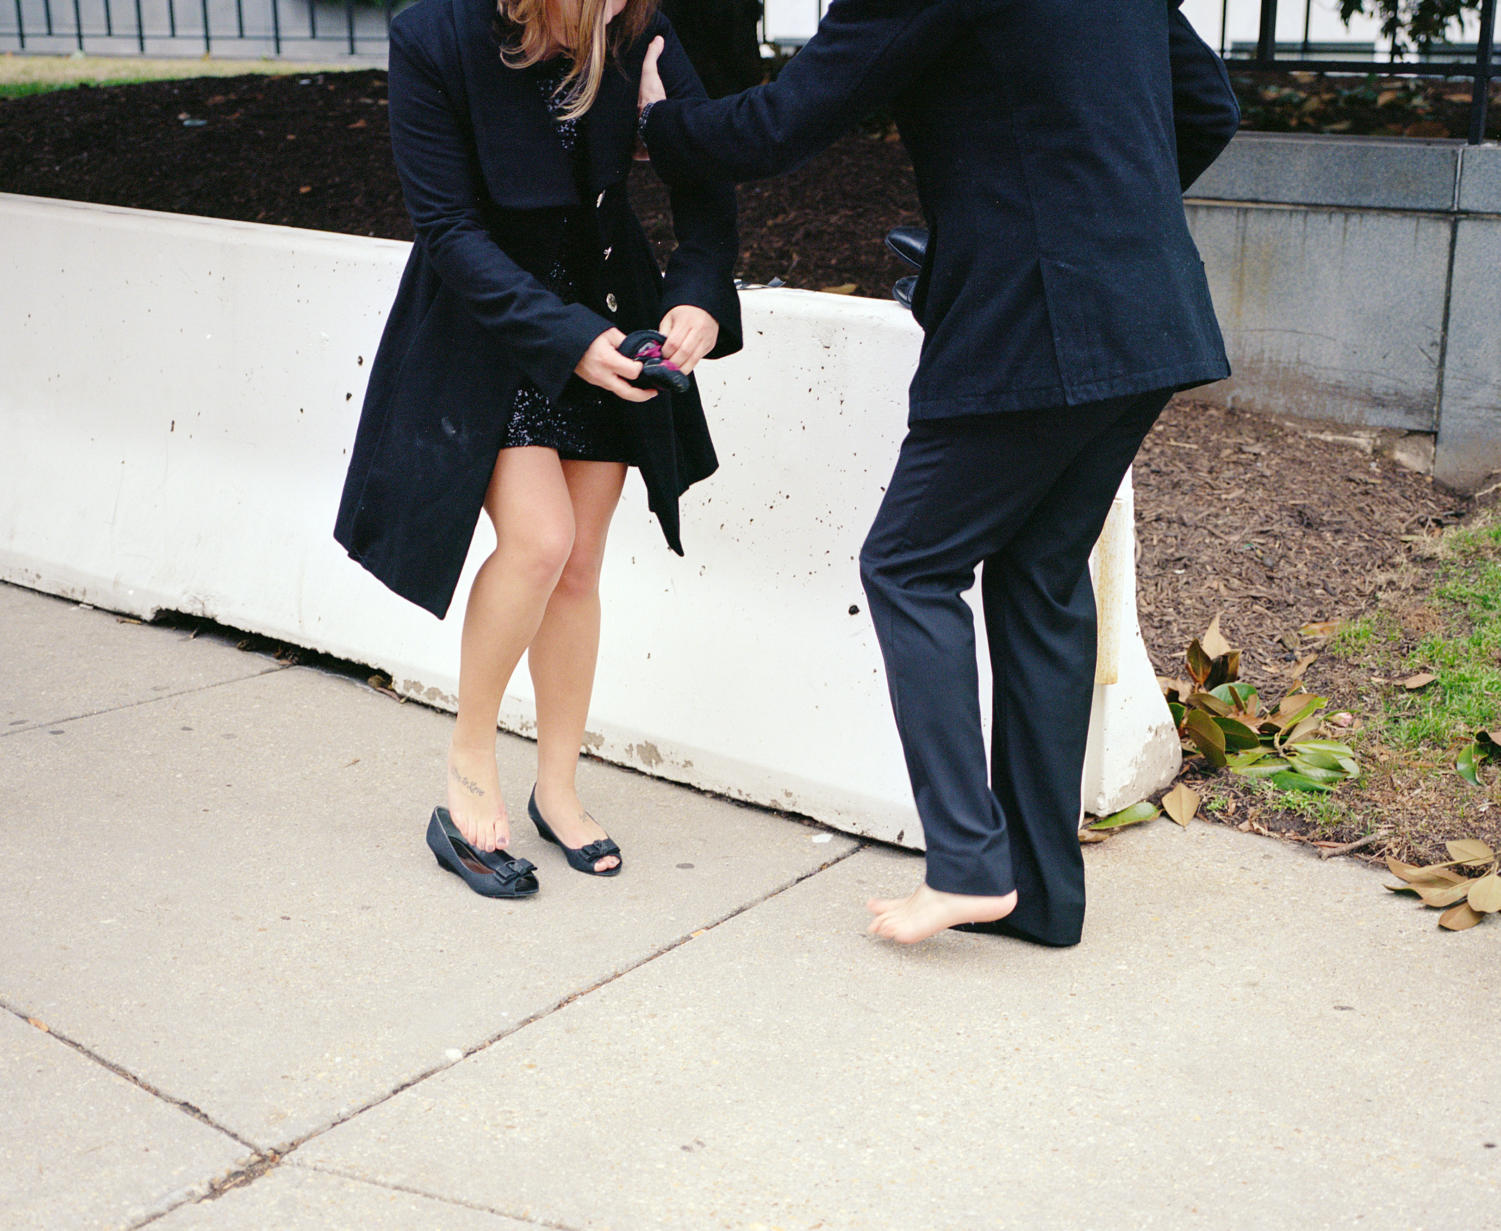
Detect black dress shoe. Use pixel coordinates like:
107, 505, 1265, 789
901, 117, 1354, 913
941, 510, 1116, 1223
426, 807, 539, 898
527, 789, 622, 877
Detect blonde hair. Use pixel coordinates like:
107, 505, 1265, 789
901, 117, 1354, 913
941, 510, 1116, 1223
497, 0, 659, 121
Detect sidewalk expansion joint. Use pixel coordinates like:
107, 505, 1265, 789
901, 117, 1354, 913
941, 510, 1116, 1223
0, 998, 260, 1155
296, 1165, 589, 1230
0, 664, 291, 739
267, 842, 867, 1159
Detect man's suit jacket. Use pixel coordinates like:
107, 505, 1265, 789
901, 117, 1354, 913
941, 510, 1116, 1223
335, 0, 741, 619
645, 0, 1239, 420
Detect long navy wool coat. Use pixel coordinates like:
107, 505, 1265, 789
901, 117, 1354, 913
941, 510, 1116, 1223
335, 0, 742, 618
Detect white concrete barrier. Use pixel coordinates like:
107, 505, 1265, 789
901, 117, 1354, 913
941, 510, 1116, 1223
0, 194, 1180, 844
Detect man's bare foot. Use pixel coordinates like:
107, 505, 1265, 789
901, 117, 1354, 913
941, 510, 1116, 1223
532, 784, 620, 872
447, 742, 508, 852
865, 883, 1018, 944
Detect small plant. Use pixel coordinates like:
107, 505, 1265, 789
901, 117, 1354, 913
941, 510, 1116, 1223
1160, 618, 1360, 793
1385, 840, 1501, 931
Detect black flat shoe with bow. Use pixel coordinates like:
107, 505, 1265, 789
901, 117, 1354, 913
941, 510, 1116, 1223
426, 807, 539, 898
527, 789, 622, 876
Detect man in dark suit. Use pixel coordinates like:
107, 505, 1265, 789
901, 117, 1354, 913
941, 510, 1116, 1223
638, 0, 1240, 944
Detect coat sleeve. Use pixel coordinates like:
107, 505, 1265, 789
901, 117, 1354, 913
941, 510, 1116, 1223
651, 16, 744, 359
643, 0, 960, 185
1168, 1, 1241, 191
387, 20, 613, 403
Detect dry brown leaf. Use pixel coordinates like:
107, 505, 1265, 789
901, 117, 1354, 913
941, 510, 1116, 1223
1415, 881, 1473, 908
1467, 873, 1501, 913
1078, 829, 1111, 845
1200, 614, 1232, 660
1299, 620, 1343, 638
1447, 839, 1495, 867
1439, 901, 1484, 931
1401, 672, 1437, 690
1161, 782, 1200, 827
26, 1018, 49, 1033
818, 283, 858, 295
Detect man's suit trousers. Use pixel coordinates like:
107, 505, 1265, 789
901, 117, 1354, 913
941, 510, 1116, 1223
858, 388, 1172, 947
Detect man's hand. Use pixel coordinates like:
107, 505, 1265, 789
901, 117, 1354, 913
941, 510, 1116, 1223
658, 306, 718, 375
639, 35, 667, 113
575, 329, 657, 402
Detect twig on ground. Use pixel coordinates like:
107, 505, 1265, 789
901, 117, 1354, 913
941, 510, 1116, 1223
1315, 832, 1389, 860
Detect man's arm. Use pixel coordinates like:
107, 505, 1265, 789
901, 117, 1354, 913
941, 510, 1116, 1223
1168, 2, 1241, 191
643, 0, 960, 185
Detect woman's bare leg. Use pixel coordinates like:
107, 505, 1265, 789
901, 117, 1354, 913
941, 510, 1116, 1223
528, 459, 628, 872
447, 447, 576, 852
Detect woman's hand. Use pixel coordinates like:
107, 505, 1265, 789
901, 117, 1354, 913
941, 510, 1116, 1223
658, 306, 719, 375
575, 329, 657, 402
639, 36, 667, 113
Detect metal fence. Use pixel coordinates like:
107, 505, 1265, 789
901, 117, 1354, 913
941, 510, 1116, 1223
2, 0, 1496, 142
1218, 0, 1497, 143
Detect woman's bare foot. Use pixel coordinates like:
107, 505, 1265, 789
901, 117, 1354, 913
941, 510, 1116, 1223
447, 741, 508, 852
532, 784, 620, 872
865, 883, 1018, 944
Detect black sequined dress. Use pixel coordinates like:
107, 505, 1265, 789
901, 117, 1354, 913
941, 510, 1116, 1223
498, 58, 633, 463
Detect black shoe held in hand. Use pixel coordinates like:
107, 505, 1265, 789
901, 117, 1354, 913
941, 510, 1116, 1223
617, 330, 692, 394
426, 807, 539, 898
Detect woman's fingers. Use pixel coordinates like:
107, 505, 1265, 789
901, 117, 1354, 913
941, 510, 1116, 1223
659, 306, 719, 375
575, 329, 657, 402
639, 36, 667, 111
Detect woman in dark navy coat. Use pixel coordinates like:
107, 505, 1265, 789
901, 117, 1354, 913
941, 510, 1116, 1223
335, 0, 740, 883
639, 0, 1238, 942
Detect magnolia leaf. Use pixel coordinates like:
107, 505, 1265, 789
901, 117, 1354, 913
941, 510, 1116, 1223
1401, 672, 1437, 691
1185, 639, 1212, 687
1212, 715, 1262, 751
1227, 682, 1260, 717
1231, 759, 1293, 779
1290, 653, 1319, 678
1207, 649, 1241, 690
1284, 758, 1345, 784
1201, 614, 1233, 660
1477, 730, 1501, 753
1184, 709, 1228, 768
1292, 739, 1357, 757
1282, 715, 1324, 747
1190, 691, 1233, 717
1088, 801, 1160, 831
1289, 747, 1356, 779
1467, 873, 1501, 912
1446, 838, 1495, 867
1299, 619, 1343, 638
1384, 856, 1466, 887
1162, 782, 1200, 827
1078, 828, 1111, 844
1386, 882, 1420, 894
1270, 769, 1334, 793
818, 282, 858, 295
1167, 701, 1186, 728
1457, 743, 1481, 786
1439, 901, 1484, 931
1415, 880, 1474, 908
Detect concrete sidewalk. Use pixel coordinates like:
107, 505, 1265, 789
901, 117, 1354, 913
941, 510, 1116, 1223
1, 579, 1497, 1230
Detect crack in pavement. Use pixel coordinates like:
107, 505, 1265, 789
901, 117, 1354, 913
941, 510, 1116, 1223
118, 842, 866, 1225
0, 664, 292, 739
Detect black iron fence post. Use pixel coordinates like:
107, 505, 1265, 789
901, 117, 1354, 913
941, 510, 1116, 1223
1256, 0, 1279, 61
11, 0, 23, 47
1469, 0, 1497, 143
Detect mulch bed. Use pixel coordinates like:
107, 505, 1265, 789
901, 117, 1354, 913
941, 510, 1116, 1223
2, 67, 1490, 868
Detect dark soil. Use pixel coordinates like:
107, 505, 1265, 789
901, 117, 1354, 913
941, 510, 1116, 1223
0, 69, 921, 296
2, 67, 1491, 871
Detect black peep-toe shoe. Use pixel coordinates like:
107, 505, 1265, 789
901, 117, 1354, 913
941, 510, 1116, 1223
426, 807, 539, 898
527, 789, 622, 877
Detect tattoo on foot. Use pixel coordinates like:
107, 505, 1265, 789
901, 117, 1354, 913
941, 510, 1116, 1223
449, 765, 486, 797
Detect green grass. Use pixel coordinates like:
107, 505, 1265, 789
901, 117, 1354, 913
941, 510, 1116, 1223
1336, 513, 1501, 754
